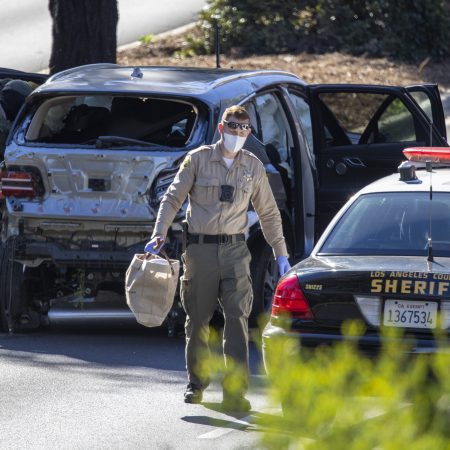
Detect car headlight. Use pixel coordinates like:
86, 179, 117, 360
150, 165, 188, 218
151, 171, 177, 206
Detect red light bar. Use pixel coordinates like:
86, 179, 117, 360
403, 147, 450, 163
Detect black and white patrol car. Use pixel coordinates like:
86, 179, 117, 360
262, 147, 450, 367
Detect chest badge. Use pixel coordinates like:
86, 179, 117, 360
242, 171, 253, 183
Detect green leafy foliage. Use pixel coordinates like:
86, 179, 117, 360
195, 322, 449, 448
260, 323, 450, 449
192, 0, 450, 61
139, 33, 154, 45
380, 0, 450, 60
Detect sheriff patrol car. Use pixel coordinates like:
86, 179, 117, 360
262, 147, 450, 366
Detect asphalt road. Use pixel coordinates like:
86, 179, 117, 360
0, 0, 206, 72
0, 325, 276, 450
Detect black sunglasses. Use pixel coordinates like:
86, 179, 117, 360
223, 120, 251, 131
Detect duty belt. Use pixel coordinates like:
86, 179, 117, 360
187, 233, 245, 245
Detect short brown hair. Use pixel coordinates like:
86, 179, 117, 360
221, 105, 250, 123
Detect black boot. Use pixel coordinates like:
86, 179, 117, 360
184, 383, 203, 404
221, 392, 251, 412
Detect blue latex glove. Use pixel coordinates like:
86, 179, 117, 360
277, 255, 291, 276
144, 236, 165, 255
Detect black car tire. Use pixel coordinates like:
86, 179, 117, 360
0, 242, 6, 332
0, 240, 25, 332
249, 239, 279, 327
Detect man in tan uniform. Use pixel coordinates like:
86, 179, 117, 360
145, 105, 290, 411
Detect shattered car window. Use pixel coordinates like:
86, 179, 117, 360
25, 95, 199, 148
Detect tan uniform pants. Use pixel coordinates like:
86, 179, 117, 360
180, 241, 253, 393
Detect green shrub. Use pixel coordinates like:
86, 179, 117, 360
139, 33, 154, 45
192, 0, 450, 61
191, 0, 305, 55
260, 323, 450, 449
193, 322, 449, 449
380, 0, 450, 60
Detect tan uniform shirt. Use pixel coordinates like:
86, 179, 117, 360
153, 143, 288, 257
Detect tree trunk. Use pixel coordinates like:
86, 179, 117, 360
49, 0, 119, 75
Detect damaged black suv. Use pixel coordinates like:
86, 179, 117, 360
0, 63, 448, 333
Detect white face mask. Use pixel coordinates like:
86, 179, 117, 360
222, 131, 247, 153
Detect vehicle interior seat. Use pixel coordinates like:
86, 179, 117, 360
259, 95, 283, 149
50, 104, 110, 143
257, 95, 293, 199
108, 97, 146, 138
243, 106, 270, 163
139, 99, 194, 145
265, 142, 291, 204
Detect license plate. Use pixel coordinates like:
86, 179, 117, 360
383, 300, 438, 329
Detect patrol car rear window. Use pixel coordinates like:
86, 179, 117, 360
24, 95, 200, 148
318, 192, 450, 257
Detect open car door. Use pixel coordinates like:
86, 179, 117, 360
405, 84, 446, 139
307, 83, 448, 233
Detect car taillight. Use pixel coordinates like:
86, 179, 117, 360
0, 171, 42, 198
271, 274, 313, 319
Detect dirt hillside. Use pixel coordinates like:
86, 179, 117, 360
117, 27, 450, 89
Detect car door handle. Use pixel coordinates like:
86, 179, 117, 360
342, 157, 366, 168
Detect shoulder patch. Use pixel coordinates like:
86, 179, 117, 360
182, 145, 213, 169
181, 154, 191, 169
